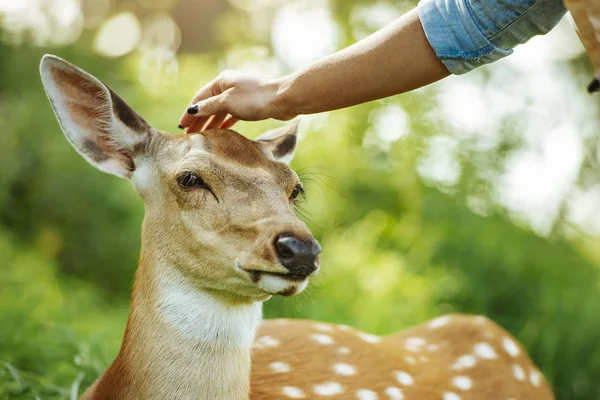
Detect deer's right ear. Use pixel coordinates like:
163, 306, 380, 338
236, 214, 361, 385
40, 54, 152, 179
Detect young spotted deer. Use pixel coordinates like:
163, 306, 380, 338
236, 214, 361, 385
40, 55, 554, 400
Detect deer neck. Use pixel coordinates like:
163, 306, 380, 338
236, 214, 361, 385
96, 251, 263, 400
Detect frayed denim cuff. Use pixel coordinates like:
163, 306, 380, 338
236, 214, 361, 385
418, 0, 566, 75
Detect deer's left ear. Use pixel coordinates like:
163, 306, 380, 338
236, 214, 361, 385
255, 120, 299, 165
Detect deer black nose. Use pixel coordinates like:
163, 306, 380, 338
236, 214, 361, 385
275, 234, 321, 277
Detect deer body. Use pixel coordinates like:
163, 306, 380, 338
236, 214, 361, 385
40, 55, 555, 400
251, 316, 554, 399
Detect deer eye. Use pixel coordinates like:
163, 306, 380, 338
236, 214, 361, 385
177, 172, 207, 189
290, 185, 304, 200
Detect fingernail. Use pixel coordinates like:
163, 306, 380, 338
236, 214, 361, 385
178, 124, 184, 130
587, 78, 600, 93
187, 105, 199, 115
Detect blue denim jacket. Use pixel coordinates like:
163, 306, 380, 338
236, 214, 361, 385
419, 0, 567, 74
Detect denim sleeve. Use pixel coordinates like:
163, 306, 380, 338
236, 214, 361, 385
418, 0, 567, 74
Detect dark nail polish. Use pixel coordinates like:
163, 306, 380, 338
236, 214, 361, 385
187, 105, 199, 115
587, 78, 600, 93
178, 125, 184, 130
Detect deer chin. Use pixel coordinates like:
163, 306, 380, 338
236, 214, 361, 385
234, 260, 311, 297
255, 273, 309, 296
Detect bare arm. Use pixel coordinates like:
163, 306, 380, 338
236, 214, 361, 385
179, 8, 449, 132
278, 8, 448, 115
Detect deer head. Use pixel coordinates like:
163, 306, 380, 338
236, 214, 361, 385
40, 55, 320, 303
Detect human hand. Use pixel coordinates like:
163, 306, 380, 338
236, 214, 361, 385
178, 70, 295, 133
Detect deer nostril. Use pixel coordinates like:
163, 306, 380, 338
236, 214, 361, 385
274, 235, 320, 277
276, 236, 297, 259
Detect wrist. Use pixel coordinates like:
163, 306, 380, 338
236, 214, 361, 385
269, 75, 301, 120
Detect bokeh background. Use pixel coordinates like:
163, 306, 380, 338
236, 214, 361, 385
1, 0, 599, 399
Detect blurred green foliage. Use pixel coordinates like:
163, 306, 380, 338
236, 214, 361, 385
1, 1, 600, 400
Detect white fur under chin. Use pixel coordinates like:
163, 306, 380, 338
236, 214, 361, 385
256, 274, 308, 295
157, 273, 263, 347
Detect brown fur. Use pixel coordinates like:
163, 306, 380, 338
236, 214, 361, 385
200, 129, 271, 167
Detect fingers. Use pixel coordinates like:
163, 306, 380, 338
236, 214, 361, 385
181, 94, 229, 130
177, 70, 264, 131
204, 112, 228, 131
179, 98, 214, 128
220, 115, 239, 130
185, 117, 208, 134
179, 88, 213, 128
187, 114, 238, 133
179, 75, 226, 128
179, 71, 242, 129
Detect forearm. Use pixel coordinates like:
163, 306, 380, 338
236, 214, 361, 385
276, 8, 449, 116
180, 0, 566, 129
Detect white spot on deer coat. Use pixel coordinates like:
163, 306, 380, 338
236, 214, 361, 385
395, 371, 414, 386
282, 386, 305, 398
405, 337, 426, 351
270, 362, 291, 373
404, 356, 416, 364
357, 332, 382, 344
333, 363, 356, 376
452, 376, 473, 391
513, 364, 526, 381
337, 347, 351, 355
385, 386, 404, 399
311, 333, 335, 345
406, 337, 426, 346
314, 323, 333, 332
428, 315, 451, 329
529, 369, 541, 387
314, 382, 344, 396
443, 392, 461, 400
474, 342, 497, 359
502, 337, 520, 357
451, 355, 477, 370
356, 389, 378, 400
254, 336, 280, 349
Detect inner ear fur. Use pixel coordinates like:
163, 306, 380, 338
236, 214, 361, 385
40, 54, 152, 178
255, 120, 299, 165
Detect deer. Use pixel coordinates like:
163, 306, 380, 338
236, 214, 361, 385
40, 54, 555, 400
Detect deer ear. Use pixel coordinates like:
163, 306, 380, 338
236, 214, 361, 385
40, 54, 152, 179
255, 120, 299, 165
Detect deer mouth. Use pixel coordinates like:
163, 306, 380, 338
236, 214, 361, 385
235, 260, 311, 296
246, 270, 309, 283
